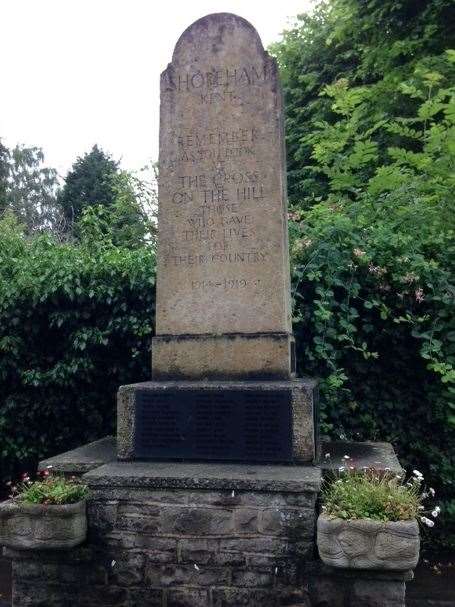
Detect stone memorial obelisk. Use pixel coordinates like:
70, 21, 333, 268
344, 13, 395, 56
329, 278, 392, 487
117, 13, 317, 462
9, 15, 411, 607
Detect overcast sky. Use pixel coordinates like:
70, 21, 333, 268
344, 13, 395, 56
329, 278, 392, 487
0, 1, 313, 178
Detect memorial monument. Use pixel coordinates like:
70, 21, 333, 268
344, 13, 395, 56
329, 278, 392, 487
7, 14, 411, 607
117, 11, 317, 464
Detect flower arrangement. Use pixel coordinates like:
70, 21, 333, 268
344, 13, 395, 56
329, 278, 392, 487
7, 468, 89, 506
317, 461, 438, 570
321, 463, 439, 527
1, 467, 89, 550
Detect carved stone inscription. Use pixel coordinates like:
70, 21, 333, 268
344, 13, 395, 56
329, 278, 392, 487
156, 13, 292, 336
134, 389, 292, 461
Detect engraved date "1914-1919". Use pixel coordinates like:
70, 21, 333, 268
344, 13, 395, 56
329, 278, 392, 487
191, 278, 261, 290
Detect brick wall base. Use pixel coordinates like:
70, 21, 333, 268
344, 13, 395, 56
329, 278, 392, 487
5, 439, 411, 607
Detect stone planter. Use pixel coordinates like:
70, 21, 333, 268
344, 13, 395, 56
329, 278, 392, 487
0, 499, 87, 550
317, 514, 419, 570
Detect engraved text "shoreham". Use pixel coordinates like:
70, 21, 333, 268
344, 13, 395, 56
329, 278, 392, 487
163, 65, 268, 93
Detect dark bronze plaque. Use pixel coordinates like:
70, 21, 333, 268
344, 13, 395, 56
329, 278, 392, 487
134, 389, 292, 462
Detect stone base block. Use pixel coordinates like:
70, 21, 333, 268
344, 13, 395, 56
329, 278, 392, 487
151, 333, 295, 380
117, 379, 317, 463
308, 561, 412, 607
7, 461, 321, 607
5, 440, 412, 607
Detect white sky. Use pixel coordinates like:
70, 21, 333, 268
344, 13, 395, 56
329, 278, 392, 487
0, 0, 312, 179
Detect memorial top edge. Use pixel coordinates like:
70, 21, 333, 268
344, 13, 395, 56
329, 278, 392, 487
169, 12, 266, 66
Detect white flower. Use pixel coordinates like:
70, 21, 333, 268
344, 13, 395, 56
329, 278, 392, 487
413, 469, 424, 479
421, 492, 429, 499
429, 487, 435, 497
432, 507, 441, 518
325, 453, 331, 459
421, 516, 435, 528
353, 248, 366, 258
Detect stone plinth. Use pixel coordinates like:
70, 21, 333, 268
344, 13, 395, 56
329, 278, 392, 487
7, 460, 321, 607
117, 379, 317, 463
152, 333, 295, 381
154, 12, 293, 380
39, 436, 115, 476
5, 440, 414, 607
308, 561, 412, 607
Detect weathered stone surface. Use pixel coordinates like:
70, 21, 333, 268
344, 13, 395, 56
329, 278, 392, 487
307, 561, 412, 607
167, 588, 209, 607
319, 439, 403, 476
84, 460, 321, 493
0, 500, 87, 550
152, 333, 294, 380
9, 441, 415, 606
211, 587, 280, 607
38, 436, 115, 475
36, 436, 401, 482
6, 470, 317, 605
317, 515, 420, 570
153, 12, 293, 380
117, 379, 317, 463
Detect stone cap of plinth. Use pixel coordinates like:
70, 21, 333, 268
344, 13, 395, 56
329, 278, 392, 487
38, 436, 116, 475
83, 461, 322, 494
319, 439, 403, 477
37, 437, 403, 479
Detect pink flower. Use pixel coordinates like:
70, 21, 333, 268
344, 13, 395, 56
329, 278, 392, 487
415, 288, 424, 303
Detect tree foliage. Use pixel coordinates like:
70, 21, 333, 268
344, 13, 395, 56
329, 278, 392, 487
0, 140, 60, 231
272, 0, 455, 548
271, 0, 455, 206
57, 145, 119, 224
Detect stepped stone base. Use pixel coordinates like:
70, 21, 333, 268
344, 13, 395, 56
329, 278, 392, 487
9, 460, 321, 607
6, 438, 410, 607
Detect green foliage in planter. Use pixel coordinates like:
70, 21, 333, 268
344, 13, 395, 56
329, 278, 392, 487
0, 212, 156, 481
322, 470, 423, 522
15, 475, 89, 505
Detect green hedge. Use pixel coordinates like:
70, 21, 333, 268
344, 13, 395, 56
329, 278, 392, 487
0, 214, 155, 480
290, 198, 455, 549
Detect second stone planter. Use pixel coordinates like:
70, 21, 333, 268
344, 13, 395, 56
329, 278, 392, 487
317, 514, 420, 570
0, 499, 87, 550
